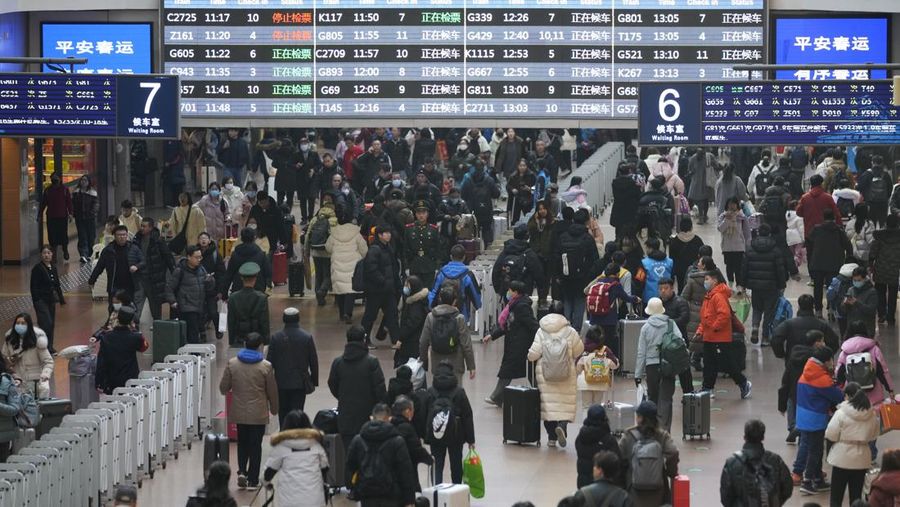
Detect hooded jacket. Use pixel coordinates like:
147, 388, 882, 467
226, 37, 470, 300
870, 228, 900, 285
328, 341, 386, 436
611, 175, 642, 230
797, 186, 843, 237
555, 223, 601, 292
460, 170, 500, 220
363, 241, 401, 296
836, 336, 894, 407
492, 238, 545, 296
741, 235, 787, 292
719, 442, 793, 507
869, 470, 900, 507
795, 358, 843, 431
264, 428, 328, 507
489, 295, 540, 379
681, 267, 709, 338
94, 325, 147, 395
807, 220, 852, 273
527, 314, 584, 421
325, 223, 368, 295
225, 241, 271, 292
2, 328, 54, 392
575, 419, 621, 489
825, 401, 880, 470
396, 288, 429, 367
527, 213, 555, 260
771, 310, 839, 366
635, 314, 682, 379
346, 420, 416, 504
419, 304, 475, 378
640, 250, 673, 301
219, 348, 278, 425
390, 414, 432, 491
417, 363, 475, 446
697, 282, 733, 343
843, 280, 878, 338
717, 210, 751, 253
428, 261, 482, 321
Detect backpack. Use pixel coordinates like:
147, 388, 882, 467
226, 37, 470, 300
351, 258, 366, 293
760, 194, 785, 221
426, 391, 458, 442
658, 320, 690, 377
790, 146, 809, 170
540, 332, 572, 382
0, 374, 41, 429
584, 347, 613, 386
869, 174, 890, 202
832, 169, 851, 192
354, 439, 393, 498
560, 237, 586, 279
308, 215, 331, 250
500, 253, 527, 290
846, 350, 876, 390
439, 269, 478, 310
629, 430, 665, 491
836, 197, 856, 220
754, 166, 773, 198
826, 275, 852, 318
768, 297, 793, 337
430, 312, 459, 355
638, 200, 670, 238
586, 280, 617, 317
734, 451, 779, 507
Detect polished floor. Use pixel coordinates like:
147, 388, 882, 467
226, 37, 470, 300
9, 206, 900, 507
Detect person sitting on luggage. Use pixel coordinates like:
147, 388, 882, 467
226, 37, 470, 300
617, 400, 679, 506
186, 460, 238, 507
483, 280, 540, 407
719, 419, 794, 506
527, 300, 584, 448
346, 403, 417, 507
574, 405, 621, 489
418, 361, 475, 486
572, 451, 631, 506
429, 244, 482, 323
634, 298, 683, 433
390, 396, 433, 492
263, 410, 328, 507
420, 287, 476, 386
94, 306, 148, 395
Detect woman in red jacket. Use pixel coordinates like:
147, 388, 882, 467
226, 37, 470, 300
695, 267, 752, 399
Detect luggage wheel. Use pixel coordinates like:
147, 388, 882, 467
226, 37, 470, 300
174, 449, 180, 459
138, 479, 143, 488
187, 441, 192, 451
162, 460, 167, 469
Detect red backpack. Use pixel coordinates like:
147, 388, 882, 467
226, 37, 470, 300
586, 280, 618, 317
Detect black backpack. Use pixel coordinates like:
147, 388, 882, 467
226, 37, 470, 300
355, 439, 393, 498
500, 253, 527, 290
309, 216, 331, 250
426, 390, 459, 442
755, 166, 773, 199
836, 197, 855, 219
760, 194, 785, 221
430, 312, 459, 355
734, 451, 780, 507
439, 269, 478, 310
869, 174, 890, 202
351, 258, 366, 293
559, 237, 586, 279
832, 169, 851, 191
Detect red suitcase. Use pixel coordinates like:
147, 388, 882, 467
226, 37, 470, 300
457, 239, 481, 264
272, 251, 287, 285
224, 392, 238, 441
673, 474, 690, 507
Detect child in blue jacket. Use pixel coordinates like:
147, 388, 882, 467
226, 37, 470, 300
794, 345, 843, 494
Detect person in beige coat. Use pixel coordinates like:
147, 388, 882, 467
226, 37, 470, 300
168, 192, 206, 252
2, 313, 54, 398
527, 305, 584, 448
324, 215, 368, 322
825, 381, 881, 506
219, 332, 278, 489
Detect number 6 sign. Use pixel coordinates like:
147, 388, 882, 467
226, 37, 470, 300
638, 82, 702, 146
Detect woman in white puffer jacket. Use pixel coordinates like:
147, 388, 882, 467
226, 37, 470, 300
825, 381, 881, 506
2, 313, 54, 398
263, 410, 328, 507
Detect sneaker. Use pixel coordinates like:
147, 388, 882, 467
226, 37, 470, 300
750, 327, 759, 345
484, 397, 499, 407
547, 440, 557, 447
740, 381, 753, 399
79, 256, 89, 264
799, 480, 816, 495
366, 341, 377, 350
555, 427, 567, 448
215, 331, 224, 340
761, 339, 771, 347
791, 473, 802, 486
237, 474, 248, 490
246, 482, 261, 491
814, 479, 831, 492
785, 429, 799, 445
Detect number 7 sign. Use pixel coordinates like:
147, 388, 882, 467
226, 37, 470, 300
116, 75, 180, 138
140, 82, 161, 114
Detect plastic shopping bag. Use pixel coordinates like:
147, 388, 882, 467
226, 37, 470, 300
636, 383, 647, 406
462, 447, 485, 498
218, 301, 228, 334
730, 296, 751, 323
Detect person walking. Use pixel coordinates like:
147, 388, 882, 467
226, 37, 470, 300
528, 201, 556, 304
779, 330, 828, 450
807, 209, 853, 316
133, 218, 175, 323
187, 461, 238, 507
2, 313, 53, 398
574, 405, 621, 489
268, 308, 318, 427
681, 249, 714, 370
719, 419, 794, 506
328, 325, 387, 447
218, 128, 250, 185
835, 320, 895, 414
527, 304, 584, 447
492, 224, 545, 301
741, 223, 788, 346
640, 237, 673, 302
94, 306, 148, 395
429, 245, 482, 323
72, 175, 99, 263
263, 410, 329, 507
361, 226, 402, 347
686, 148, 717, 224
611, 163, 643, 240
573, 451, 632, 507
226, 262, 270, 347
198, 182, 229, 242
617, 400, 680, 507
717, 197, 751, 294
634, 298, 682, 432
870, 213, 900, 326
390, 396, 432, 493
305, 198, 339, 306
856, 154, 892, 227
225, 227, 272, 293
556, 211, 600, 332
89, 225, 145, 314
325, 213, 368, 322
668, 217, 704, 291
419, 361, 476, 486
584, 264, 640, 359
198, 233, 226, 339
394, 275, 429, 369
460, 162, 500, 248
30, 245, 65, 353
221, 176, 245, 228
825, 382, 881, 506
40, 173, 73, 262
168, 192, 206, 255
794, 345, 842, 495
118, 200, 142, 238
167, 245, 214, 344
696, 269, 753, 399
219, 332, 278, 490
797, 174, 843, 242
483, 280, 540, 407
714, 163, 748, 216
658, 278, 694, 394
842, 267, 879, 338
420, 287, 476, 385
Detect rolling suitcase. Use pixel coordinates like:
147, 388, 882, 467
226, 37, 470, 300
606, 400, 636, 436
272, 251, 288, 285
0, 464, 37, 507
46, 430, 90, 506
457, 239, 481, 264
682, 390, 711, 440
218, 237, 237, 258
617, 315, 646, 376
323, 433, 345, 489
288, 261, 305, 297
68, 353, 99, 411
673, 474, 690, 507
225, 391, 238, 441
7, 456, 51, 507
502, 384, 541, 446
0, 471, 26, 507
153, 319, 187, 363
203, 433, 230, 471
421, 483, 471, 507
34, 382, 73, 438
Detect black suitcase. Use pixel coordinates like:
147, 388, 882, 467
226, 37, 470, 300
502, 385, 541, 446
682, 391, 711, 440
323, 434, 346, 489
203, 433, 230, 471
35, 398, 72, 438
288, 262, 305, 297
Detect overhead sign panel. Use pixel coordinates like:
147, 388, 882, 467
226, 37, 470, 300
41, 23, 154, 75
773, 16, 889, 80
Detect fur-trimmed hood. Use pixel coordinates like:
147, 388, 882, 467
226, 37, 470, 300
270, 428, 323, 446
4, 327, 49, 352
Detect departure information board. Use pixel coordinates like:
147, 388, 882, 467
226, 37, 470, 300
0, 73, 180, 138
638, 80, 900, 146
162, 0, 766, 120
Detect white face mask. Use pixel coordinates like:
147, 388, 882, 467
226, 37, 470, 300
300, 143, 310, 152
113, 303, 122, 311
247, 223, 258, 230
224, 183, 234, 191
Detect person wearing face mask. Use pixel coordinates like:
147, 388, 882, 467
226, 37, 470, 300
405, 171, 442, 216
198, 182, 230, 242
319, 153, 342, 199
841, 266, 879, 338
167, 245, 215, 344
72, 175, 99, 264
482, 280, 540, 407
394, 275, 430, 368
376, 166, 399, 199
94, 290, 136, 338
218, 128, 250, 186
747, 149, 775, 203
30, 245, 65, 353
2, 313, 53, 398
296, 136, 322, 224
437, 188, 470, 246
199, 232, 227, 340
460, 161, 500, 248
40, 173, 74, 262
90, 225, 146, 314
354, 139, 392, 200
246, 185, 287, 256
241, 181, 260, 221
118, 200, 142, 237
94, 306, 148, 395
221, 177, 245, 228
448, 141, 475, 183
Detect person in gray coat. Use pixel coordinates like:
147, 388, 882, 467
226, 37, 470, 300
267, 307, 318, 428
842, 266, 879, 338
167, 245, 214, 344
714, 163, 748, 217
419, 287, 476, 385
0, 356, 20, 461
634, 298, 682, 433
686, 148, 717, 224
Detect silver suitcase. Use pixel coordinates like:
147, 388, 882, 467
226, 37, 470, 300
0, 471, 26, 507
100, 395, 141, 482
0, 462, 39, 507
31, 437, 75, 506
39, 432, 85, 506
129, 377, 167, 467
87, 402, 128, 487
139, 371, 176, 461
152, 363, 189, 449
75, 408, 115, 497
16, 448, 67, 506
607, 401, 636, 436
61, 415, 102, 505
178, 344, 217, 431
0, 478, 12, 506
165, 354, 203, 440
617, 318, 647, 376
46, 429, 89, 507
6, 456, 51, 507
113, 387, 153, 479
67, 354, 99, 411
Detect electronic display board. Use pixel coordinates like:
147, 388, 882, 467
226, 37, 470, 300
638, 80, 900, 146
773, 17, 889, 81
41, 23, 154, 75
0, 73, 180, 138
162, 0, 766, 120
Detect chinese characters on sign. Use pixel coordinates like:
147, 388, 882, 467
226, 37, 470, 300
774, 17, 888, 80
42, 23, 153, 75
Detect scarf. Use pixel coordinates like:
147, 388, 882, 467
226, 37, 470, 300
498, 295, 521, 330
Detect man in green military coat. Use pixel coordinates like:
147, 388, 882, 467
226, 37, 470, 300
404, 200, 444, 289
227, 262, 270, 347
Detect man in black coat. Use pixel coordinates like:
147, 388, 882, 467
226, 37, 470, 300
268, 307, 318, 427
778, 330, 827, 444
741, 223, 787, 346
417, 361, 475, 485
573, 451, 631, 506
89, 225, 146, 314
95, 306, 148, 394
720, 419, 793, 506
328, 326, 387, 446
353, 139, 392, 200
361, 226, 402, 346
390, 395, 433, 492
659, 277, 693, 394
460, 162, 500, 248
771, 294, 839, 365
483, 280, 540, 406
246, 193, 286, 254
296, 137, 321, 223
224, 228, 271, 293
346, 403, 416, 507
553, 209, 600, 332
491, 224, 545, 299
610, 163, 643, 240
133, 218, 175, 322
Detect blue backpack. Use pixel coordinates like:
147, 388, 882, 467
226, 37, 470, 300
768, 296, 793, 337
826, 275, 852, 318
